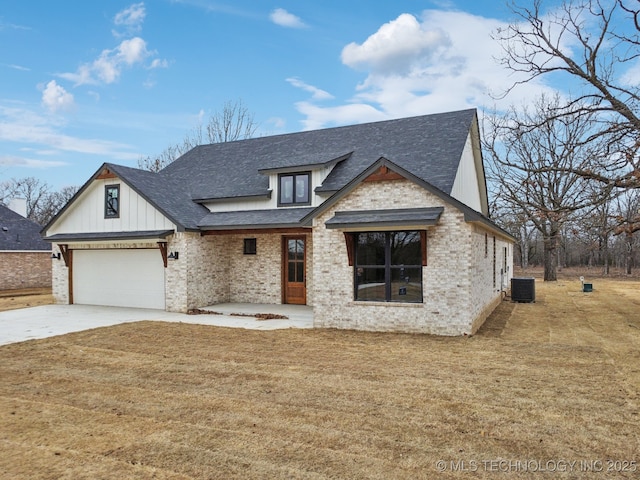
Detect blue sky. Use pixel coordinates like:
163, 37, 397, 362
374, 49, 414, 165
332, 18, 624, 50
1, 0, 560, 190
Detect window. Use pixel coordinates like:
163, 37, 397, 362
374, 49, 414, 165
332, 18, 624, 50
354, 231, 423, 303
243, 238, 257, 255
279, 172, 310, 206
105, 185, 120, 218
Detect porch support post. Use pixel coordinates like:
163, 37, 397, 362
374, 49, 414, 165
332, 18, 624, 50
57, 244, 71, 267
158, 241, 168, 268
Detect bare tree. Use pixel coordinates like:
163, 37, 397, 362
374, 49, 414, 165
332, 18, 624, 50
494, 0, 640, 188
36, 185, 79, 226
484, 95, 609, 280
0, 177, 50, 222
139, 99, 258, 172
0, 178, 78, 225
612, 189, 640, 273
206, 99, 258, 143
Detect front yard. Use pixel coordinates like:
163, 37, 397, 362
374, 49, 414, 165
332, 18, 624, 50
0, 277, 639, 478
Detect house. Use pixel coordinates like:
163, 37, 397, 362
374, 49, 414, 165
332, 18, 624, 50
1, 202, 52, 291
42, 109, 514, 335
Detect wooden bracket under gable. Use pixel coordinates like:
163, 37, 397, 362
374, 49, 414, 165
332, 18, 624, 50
96, 167, 118, 180
363, 165, 404, 183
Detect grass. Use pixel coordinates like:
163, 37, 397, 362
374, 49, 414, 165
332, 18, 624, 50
0, 287, 53, 312
0, 277, 639, 478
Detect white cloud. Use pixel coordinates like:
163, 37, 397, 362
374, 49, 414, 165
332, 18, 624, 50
267, 117, 286, 129
59, 37, 152, 85
342, 13, 451, 74
294, 10, 556, 129
113, 2, 146, 36
117, 37, 150, 64
0, 104, 137, 160
41, 80, 75, 113
295, 101, 387, 131
286, 77, 334, 100
5, 63, 30, 71
0, 154, 67, 169
270, 8, 307, 29
149, 58, 169, 69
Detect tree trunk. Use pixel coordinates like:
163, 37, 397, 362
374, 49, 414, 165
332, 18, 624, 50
626, 232, 633, 275
543, 230, 558, 281
603, 234, 610, 275
520, 225, 529, 269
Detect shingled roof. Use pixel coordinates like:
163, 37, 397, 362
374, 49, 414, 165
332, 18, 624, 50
160, 109, 477, 203
44, 109, 485, 236
1, 204, 50, 251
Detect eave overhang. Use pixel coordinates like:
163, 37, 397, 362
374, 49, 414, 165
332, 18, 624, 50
257, 152, 352, 175
42, 230, 175, 243
325, 207, 444, 231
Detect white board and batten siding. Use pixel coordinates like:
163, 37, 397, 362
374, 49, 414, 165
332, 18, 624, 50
46, 178, 176, 236
450, 132, 487, 215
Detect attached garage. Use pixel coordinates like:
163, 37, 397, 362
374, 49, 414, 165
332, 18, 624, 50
73, 249, 165, 309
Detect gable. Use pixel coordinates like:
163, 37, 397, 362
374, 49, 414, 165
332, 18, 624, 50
450, 132, 485, 214
45, 174, 176, 237
303, 157, 514, 242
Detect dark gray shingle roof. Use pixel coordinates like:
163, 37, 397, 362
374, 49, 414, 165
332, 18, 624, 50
45, 110, 481, 235
0, 204, 50, 251
325, 207, 444, 229
198, 207, 315, 230
161, 109, 477, 202
44, 230, 174, 242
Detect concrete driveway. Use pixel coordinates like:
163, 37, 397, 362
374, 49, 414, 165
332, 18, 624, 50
0, 303, 313, 346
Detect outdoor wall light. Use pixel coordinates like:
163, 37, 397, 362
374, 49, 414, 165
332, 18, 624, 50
168, 251, 179, 260
51, 252, 61, 260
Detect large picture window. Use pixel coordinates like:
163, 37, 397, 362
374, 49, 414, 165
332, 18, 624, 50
354, 231, 423, 303
279, 172, 310, 206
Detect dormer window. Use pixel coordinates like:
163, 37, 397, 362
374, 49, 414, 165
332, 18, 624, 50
278, 172, 310, 206
105, 184, 120, 218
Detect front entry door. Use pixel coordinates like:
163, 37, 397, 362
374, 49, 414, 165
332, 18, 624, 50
283, 236, 306, 305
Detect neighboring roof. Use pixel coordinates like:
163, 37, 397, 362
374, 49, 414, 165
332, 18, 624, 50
198, 207, 314, 230
161, 109, 477, 202
0, 204, 50, 251
325, 207, 444, 230
43, 230, 174, 243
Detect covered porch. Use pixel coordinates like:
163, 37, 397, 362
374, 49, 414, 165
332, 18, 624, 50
198, 206, 315, 307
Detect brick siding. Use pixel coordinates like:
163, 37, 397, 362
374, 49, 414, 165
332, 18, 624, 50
311, 178, 512, 336
0, 251, 52, 290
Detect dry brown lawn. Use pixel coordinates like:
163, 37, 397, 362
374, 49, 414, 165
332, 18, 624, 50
0, 288, 53, 313
1, 277, 639, 479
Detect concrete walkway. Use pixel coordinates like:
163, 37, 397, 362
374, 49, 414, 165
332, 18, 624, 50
0, 303, 313, 346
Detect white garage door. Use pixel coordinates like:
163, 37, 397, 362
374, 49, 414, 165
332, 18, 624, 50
73, 249, 165, 309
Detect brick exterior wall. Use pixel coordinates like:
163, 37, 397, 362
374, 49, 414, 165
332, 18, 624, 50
0, 251, 52, 290
165, 231, 313, 312
51, 244, 69, 304
48, 180, 512, 336
311, 178, 511, 336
